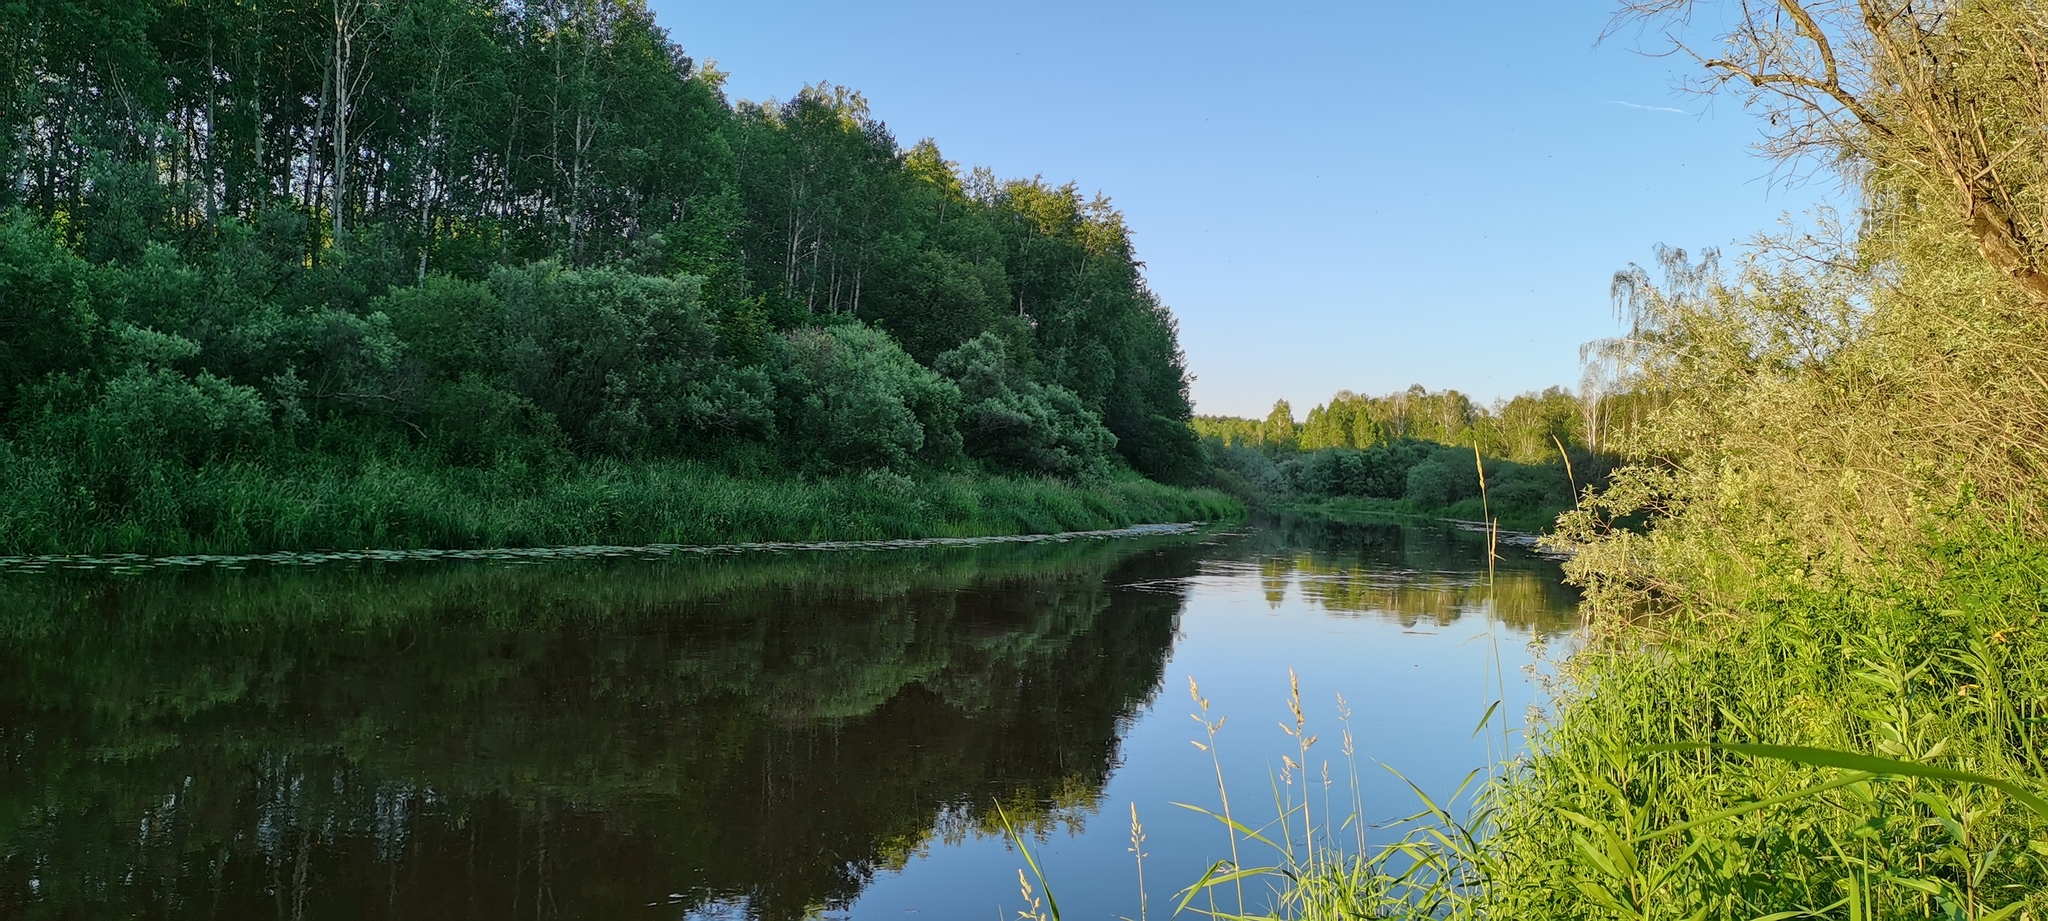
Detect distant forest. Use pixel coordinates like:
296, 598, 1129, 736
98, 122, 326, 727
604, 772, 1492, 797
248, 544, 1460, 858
0, 0, 1204, 541
1195, 386, 1609, 529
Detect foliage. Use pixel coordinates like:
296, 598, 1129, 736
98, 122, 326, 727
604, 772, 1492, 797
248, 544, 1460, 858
0, 0, 1214, 550
1614, 0, 2048, 310
935, 332, 1118, 478
774, 323, 958, 472
1477, 526, 2048, 920
1195, 390, 1598, 531
1559, 2, 2048, 608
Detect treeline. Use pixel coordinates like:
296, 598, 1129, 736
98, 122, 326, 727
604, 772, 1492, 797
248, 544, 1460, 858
0, 0, 1208, 550
1191, 385, 1604, 530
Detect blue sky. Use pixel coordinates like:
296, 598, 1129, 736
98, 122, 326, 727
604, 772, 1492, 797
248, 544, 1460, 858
643, 1, 1834, 418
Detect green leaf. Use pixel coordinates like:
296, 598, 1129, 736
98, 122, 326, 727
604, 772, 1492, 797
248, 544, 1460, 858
1978, 900, 2029, 921
1171, 859, 1278, 917
1639, 743, 2048, 820
995, 802, 1062, 921
1470, 699, 1502, 739
1168, 801, 1281, 851
1570, 831, 1623, 880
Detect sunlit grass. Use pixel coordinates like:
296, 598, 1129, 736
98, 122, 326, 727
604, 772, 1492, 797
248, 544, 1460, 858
0, 455, 1241, 554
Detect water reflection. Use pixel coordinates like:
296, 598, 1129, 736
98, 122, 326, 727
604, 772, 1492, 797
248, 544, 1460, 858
0, 516, 1577, 919
1229, 516, 1579, 634
0, 537, 1197, 920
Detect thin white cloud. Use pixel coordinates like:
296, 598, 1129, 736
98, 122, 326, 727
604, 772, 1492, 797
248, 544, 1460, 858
1608, 100, 1688, 114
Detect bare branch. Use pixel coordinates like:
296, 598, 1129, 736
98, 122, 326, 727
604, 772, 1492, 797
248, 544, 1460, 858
1622, 0, 2048, 309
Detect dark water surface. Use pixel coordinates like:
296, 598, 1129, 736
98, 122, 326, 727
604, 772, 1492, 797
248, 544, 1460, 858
0, 516, 1577, 920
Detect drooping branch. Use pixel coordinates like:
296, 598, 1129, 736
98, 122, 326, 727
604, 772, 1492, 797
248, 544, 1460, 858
1615, 0, 2048, 308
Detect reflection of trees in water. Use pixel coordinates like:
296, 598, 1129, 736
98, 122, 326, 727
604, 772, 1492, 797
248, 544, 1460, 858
1221, 513, 1581, 635
1286, 559, 1576, 633
0, 538, 1198, 920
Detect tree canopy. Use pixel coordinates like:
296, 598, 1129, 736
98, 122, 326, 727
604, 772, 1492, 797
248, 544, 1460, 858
0, 0, 1205, 549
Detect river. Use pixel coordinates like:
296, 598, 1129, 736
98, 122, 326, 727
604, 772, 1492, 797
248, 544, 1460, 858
0, 514, 1577, 919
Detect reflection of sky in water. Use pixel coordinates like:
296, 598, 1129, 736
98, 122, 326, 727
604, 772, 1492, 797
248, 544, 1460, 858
846, 523, 1579, 919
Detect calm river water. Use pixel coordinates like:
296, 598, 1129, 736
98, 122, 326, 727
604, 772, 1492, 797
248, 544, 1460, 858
0, 515, 1578, 919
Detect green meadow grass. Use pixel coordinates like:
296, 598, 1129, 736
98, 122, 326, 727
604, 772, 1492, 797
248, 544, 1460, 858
0, 455, 1241, 555
1467, 527, 2048, 920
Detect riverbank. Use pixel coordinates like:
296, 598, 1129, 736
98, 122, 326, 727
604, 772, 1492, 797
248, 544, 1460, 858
1197, 523, 2048, 918
0, 455, 1241, 555
1470, 525, 2048, 918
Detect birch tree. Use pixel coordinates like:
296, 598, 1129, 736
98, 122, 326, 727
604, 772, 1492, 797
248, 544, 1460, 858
326, 0, 382, 244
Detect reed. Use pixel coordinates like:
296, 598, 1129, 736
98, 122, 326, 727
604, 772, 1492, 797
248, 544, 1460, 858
0, 456, 1241, 554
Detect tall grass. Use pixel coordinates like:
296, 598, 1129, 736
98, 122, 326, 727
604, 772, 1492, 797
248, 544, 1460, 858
1005, 522, 2048, 919
1474, 530, 2048, 920
1164, 671, 1489, 921
0, 454, 1241, 554
1003, 667, 1499, 921
1056, 589, 2048, 919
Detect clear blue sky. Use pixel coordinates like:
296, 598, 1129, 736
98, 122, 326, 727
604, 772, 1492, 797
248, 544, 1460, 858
643, 0, 1833, 418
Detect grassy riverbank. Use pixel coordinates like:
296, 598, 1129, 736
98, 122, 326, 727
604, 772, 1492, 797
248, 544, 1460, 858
1472, 525, 2048, 918
0, 455, 1240, 555
1120, 524, 2047, 920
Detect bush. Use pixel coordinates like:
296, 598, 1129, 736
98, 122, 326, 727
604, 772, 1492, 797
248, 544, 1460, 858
1203, 439, 1291, 501
1274, 438, 1439, 501
417, 374, 571, 469
1402, 448, 1481, 508
935, 332, 1118, 478
0, 209, 99, 422
774, 324, 960, 472
379, 274, 502, 379
489, 263, 775, 456
90, 365, 269, 463
1485, 461, 1567, 511
1281, 448, 1362, 499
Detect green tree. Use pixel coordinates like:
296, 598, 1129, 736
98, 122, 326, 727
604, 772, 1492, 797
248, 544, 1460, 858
1259, 400, 1299, 452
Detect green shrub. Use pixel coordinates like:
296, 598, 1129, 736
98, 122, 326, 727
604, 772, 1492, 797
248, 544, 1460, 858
491, 263, 774, 456
935, 332, 1118, 478
90, 365, 268, 463
774, 324, 960, 472
1401, 449, 1479, 508
0, 209, 99, 422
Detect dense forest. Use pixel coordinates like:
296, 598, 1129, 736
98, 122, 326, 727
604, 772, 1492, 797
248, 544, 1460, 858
1192, 385, 1602, 530
0, 0, 1218, 552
